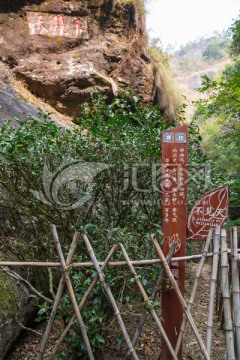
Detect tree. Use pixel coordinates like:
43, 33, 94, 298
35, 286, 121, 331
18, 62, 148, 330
194, 45, 240, 221
229, 16, 240, 58
202, 39, 228, 61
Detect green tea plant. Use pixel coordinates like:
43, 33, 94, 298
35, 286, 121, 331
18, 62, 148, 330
0, 92, 208, 357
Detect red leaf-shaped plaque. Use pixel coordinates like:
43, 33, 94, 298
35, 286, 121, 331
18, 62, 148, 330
187, 185, 230, 241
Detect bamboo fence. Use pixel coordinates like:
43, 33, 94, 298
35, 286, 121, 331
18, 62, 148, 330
231, 227, 240, 358
37, 231, 80, 360
220, 229, 236, 359
0, 225, 240, 359
206, 225, 221, 355
175, 226, 214, 356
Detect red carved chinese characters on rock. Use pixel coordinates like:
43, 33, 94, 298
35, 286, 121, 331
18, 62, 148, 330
27, 13, 88, 39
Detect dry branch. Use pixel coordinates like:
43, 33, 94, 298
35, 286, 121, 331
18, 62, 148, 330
16, 320, 43, 336
1, 268, 53, 304
151, 236, 210, 360
47, 267, 55, 300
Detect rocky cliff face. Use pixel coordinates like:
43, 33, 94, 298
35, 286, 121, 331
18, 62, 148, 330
0, 2, 174, 356
0, 242, 37, 359
0, 0, 173, 121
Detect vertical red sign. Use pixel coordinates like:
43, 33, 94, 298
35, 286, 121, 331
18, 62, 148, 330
161, 125, 188, 359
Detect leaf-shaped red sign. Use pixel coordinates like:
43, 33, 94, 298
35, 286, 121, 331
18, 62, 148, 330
187, 185, 230, 241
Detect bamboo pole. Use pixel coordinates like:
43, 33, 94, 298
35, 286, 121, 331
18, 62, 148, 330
221, 228, 236, 359
0, 250, 238, 268
175, 227, 214, 356
216, 245, 222, 315
48, 244, 117, 360
151, 236, 210, 360
125, 241, 177, 360
83, 235, 139, 360
37, 231, 80, 360
120, 243, 178, 360
51, 225, 94, 360
206, 226, 220, 355
231, 227, 240, 358
216, 230, 223, 321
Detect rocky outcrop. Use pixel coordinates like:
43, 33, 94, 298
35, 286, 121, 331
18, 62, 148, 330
0, 83, 41, 126
0, 81, 71, 127
0, 244, 37, 359
0, 61, 73, 126
0, 0, 174, 120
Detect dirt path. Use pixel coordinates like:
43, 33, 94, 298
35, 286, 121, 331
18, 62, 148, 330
182, 261, 226, 359
6, 260, 226, 359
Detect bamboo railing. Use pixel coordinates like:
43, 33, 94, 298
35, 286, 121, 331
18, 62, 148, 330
1, 225, 240, 359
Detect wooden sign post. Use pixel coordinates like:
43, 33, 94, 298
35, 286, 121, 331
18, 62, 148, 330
161, 125, 188, 359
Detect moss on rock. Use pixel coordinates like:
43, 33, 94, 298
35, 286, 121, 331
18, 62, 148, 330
0, 273, 17, 316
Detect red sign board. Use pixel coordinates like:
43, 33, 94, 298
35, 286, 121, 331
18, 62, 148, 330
161, 125, 188, 359
187, 185, 230, 241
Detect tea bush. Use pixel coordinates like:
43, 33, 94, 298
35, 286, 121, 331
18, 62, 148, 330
0, 92, 208, 357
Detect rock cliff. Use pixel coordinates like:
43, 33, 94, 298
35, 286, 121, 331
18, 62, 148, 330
0, 1, 176, 357
0, 242, 37, 359
0, 0, 174, 121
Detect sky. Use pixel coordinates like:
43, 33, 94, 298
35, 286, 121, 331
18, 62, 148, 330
146, 0, 240, 50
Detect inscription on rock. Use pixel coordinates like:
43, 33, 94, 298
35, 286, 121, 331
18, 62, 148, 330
27, 12, 88, 39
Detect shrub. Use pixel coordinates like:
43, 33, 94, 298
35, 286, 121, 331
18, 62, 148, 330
202, 39, 228, 61
0, 92, 208, 356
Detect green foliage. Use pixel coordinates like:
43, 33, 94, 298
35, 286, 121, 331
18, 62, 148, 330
172, 36, 230, 82
57, 266, 107, 357
148, 38, 182, 110
177, 39, 205, 57
229, 16, 240, 58
175, 35, 229, 60
176, 57, 198, 72
202, 39, 229, 61
0, 92, 206, 247
0, 95, 166, 249
197, 61, 240, 119
148, 38, 170, 68
116, 0, 145, 14
194, 60, 240, 220
0, 92, 208, 357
